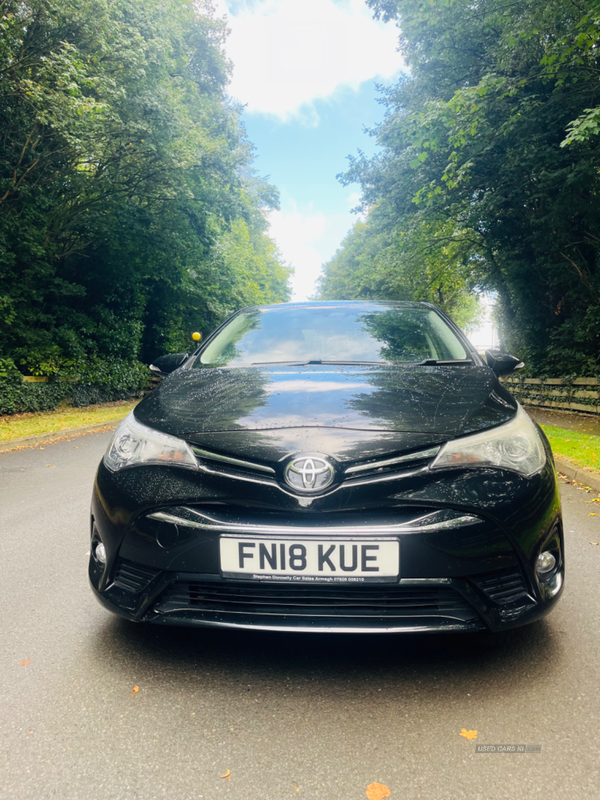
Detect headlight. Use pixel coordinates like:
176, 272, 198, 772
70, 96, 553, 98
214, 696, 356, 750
103, 413, 197, 472
431, 405, 546, 477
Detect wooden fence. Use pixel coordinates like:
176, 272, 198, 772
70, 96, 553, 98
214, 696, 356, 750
501, 376, 600, 416
143, 375, 162, 395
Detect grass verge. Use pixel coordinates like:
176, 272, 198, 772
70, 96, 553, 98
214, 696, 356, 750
541, 424, 600, 474
0, 400, 137, 443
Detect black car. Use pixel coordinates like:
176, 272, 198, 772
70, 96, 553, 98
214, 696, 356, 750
89, 301, 563, 633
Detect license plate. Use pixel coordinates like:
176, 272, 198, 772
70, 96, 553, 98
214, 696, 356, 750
219, 537, 399, 583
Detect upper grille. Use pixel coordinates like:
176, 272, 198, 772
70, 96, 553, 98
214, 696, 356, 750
472, 567, 529, 605
114, 559, 161, 593
343, 446, 440, 483
189, 443, 441, 492
192, 446, 275, 476
155, 579, 478, 623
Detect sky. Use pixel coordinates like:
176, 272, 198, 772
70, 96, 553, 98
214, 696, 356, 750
212, 0, 496, 348
213, 0, 403, 300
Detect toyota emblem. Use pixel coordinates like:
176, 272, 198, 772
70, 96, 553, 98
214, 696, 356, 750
284, 454, 335, 493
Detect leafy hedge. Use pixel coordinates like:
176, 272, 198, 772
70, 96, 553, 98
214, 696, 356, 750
0, 0, 291, 387
0, 357, 149, 416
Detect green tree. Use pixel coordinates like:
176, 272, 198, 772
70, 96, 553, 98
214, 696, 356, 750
332, 0, 600, 373
0, 0, 291, 379
318, 213, 482, 331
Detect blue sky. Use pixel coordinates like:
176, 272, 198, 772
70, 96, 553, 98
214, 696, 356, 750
244, 82, 383, 215
214, 0, 404, 299
243, 82, 393, 298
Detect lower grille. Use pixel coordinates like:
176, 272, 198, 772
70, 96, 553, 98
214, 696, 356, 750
155, 580, 478, 623
472, 567, 529, 605
114, 559, 161, 593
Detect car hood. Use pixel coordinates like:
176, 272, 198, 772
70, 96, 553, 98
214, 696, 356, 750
134, 364, 517, 463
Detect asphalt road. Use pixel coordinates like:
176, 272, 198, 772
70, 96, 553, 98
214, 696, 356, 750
1, 431, 600, 800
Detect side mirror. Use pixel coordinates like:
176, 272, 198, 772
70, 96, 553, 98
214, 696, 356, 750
485, 350, 525, 376
149, 353, 188, 377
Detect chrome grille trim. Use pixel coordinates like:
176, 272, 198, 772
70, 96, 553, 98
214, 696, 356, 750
150, 620, 481, 634
345, 446, 441, 475
197, 459, 430, 493
189, 445, 443, 493
343, 465, 429, 487
146, 508, 480, 536
195, 460, 279, 488
191, 446, 275, 475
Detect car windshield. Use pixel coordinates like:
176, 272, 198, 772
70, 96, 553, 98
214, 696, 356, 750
195, 305, 470, 367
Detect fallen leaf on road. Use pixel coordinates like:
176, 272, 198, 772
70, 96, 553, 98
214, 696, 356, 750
18, 659, 31, 666
131, 685, 139, 697
220, 769, 231, 781
366, 782, 391, 800
460, 728, 478, 740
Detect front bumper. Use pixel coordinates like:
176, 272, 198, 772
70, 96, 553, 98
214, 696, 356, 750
91, 572, 562, 634
90, 479, 564, 633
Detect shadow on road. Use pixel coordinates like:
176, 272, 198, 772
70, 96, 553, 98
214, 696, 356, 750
91, 615, 561, 696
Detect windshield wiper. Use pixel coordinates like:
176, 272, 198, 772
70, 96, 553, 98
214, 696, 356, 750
249, 358, 473, 367
414, 358, 473, 366
250, 360, 318, 366
250, 359, 387, 366
314, 360, 388, 365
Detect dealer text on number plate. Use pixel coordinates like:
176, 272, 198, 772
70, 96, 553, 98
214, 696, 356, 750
220, 537, 399, 583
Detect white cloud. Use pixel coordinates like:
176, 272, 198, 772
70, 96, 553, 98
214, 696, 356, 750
346, 191, 362, 208
269, 202, 356, 300
269, 205, 326, 300
214, 0, 401, 120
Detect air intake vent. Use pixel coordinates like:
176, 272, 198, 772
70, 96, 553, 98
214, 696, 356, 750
472, 568, 529, 605
155, 580, 478, 623
114, 559, 161, 593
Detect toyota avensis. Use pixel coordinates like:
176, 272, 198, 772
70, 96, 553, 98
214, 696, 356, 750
89, 302, 564, 633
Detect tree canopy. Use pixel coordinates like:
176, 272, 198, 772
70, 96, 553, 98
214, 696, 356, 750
0, 0, 291, 380
319, 0, 600, 373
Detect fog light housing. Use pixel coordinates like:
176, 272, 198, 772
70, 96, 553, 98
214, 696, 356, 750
94, 541, 107, 566
536, 551, 556, 578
